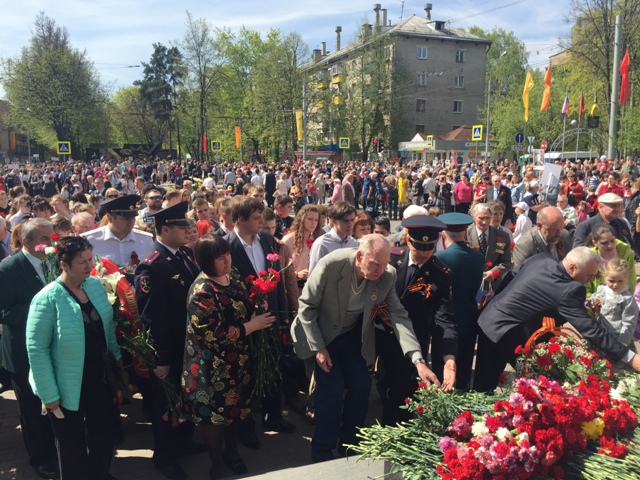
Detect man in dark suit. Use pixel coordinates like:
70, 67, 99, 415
467, 203, 512, 291
435, 213, 485, 391
135, 202, 203, 480
375, 215, 457, 425
263, 167, 277, 209
485, 175, 513, 224
473, 248, 640, 392
513, 206, 572, 266
573, 193, 636, 252
0, 218, 58, 479
225, 196, 294, 447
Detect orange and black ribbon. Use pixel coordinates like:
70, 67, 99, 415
407, 278, 433, 298
370, 301, 389, 320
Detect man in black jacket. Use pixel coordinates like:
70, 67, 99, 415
225, 196, 294, 448
263, 167, 277, 209
135, 202, 203, 480
474, 247, 640, 392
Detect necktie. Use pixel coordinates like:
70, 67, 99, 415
556, 241, 565, 260
175, 249, 194, 276
406, 263, 420, 291
479, 232, 488, 255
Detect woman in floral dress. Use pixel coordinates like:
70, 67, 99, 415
182, 234, 275, 479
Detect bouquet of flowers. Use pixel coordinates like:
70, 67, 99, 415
35, 233, 61, 283
120, 330, 192, 426
244, 252, 292, 397
516, 336, 613, 384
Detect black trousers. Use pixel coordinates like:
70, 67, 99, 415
149, 374, 194, 464
375, 328, 417, 426
48, 379, 115, 480
10, 372, 57, 467
473, 326, 528, 393
453, 334, 478, 392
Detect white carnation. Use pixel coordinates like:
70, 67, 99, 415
496, 427, 512, 441
471, 422, 489, 437
44, 246, 55, 255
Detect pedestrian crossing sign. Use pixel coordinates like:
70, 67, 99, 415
472, 125, 483, 141
426, 135, 433, 148
211, 140, 221, 151
56, 141, 71, 155
339, 137, 350, 149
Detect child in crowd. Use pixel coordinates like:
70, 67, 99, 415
512, 201, 532, 243
576, 200, 590, 223
590, 258, 639, 369
426, 190, 437, 207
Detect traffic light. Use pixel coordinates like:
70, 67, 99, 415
373, 138, 379, 153
379, 139, 385, 153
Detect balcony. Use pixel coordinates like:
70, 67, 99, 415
332, 95, 344, 105
317, 80, 329, 90
331, 74, 343, 84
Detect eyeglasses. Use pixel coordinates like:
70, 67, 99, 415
147, 195, 163, 201
107, 195, 119, 199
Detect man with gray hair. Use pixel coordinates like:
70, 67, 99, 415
512, 206, 572, 266
292, 234, 436, 462
474, 246, 640, 392
467, 203, 511, 289
0, 218, 58, 478
71, 211, 96, 236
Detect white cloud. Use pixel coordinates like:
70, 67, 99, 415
0, 0, 570, 97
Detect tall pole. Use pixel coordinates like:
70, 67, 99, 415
561, 115, 567, 157
485, 77, 491, 161
608, 14, 622, 160
302, 78, 308, 162
576, 118, 581, 160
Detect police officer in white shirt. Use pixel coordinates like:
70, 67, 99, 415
82, 195, 154, 266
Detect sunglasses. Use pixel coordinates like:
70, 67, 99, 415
107, 195, 119, 199
147, 195, 163, 201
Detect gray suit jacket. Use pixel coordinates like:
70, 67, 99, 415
466, 225, 512, 291
291, 248, 422, 365
513, 228, 572, 267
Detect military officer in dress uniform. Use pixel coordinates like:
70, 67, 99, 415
82, 194, 154, 266
134, 202, 204, 480
435, 213, 485, 391
375, 215, 457, 425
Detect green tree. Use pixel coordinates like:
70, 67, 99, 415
108, 86, 166, 146
1, 12, 108, 158
135, 43, 185, 150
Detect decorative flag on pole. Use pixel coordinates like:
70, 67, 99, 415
620, 49, 630, 105
562, 92, 570, 117
590, 92, 598, 115
202, 134, 207, 153
522, 70, 535, 121
234, 125, 241, 149
540, 66, 552, 111
579, 92, 585, 119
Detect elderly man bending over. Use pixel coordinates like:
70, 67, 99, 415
292, 234, 436, 462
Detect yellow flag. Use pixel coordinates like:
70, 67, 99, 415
590, 93, 598, 116
522, 70, 535, 122
295, 109, 303, 142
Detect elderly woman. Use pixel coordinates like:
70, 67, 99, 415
182, 234, 275, 479
26, 236, 121, 480
585, 223, 636, 296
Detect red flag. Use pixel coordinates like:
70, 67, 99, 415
202, 134, 207, 152
579, 92, 585, 118
620, 49, 630, 105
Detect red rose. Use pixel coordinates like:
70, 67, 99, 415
50, 233, 60, 241
416, 405, 425, 414
548, 344, 561, 355
486, 262, 493, 268
491, 270, 501, 280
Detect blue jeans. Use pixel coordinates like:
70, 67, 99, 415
311, 322, 371, 461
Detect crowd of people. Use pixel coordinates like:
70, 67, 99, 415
1, 152, 640, 479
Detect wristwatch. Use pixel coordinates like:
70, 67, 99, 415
414, 358, 426, 366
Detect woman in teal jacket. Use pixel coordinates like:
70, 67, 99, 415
26, 236, 121, 480
586, 223, 637, 296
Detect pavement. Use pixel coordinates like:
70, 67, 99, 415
0, 386, 386, 480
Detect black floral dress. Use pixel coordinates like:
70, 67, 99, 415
182, 270, 254, 426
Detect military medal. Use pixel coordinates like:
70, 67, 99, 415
371, 289, 377, 301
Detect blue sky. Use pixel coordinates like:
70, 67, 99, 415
0, 0, 570, 97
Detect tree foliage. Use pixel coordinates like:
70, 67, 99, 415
1, 12, 108, 156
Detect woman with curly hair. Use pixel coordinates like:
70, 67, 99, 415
282, 204, 321, 294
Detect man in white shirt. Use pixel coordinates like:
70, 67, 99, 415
82, 195, 154, 266
309, 201, 359, 273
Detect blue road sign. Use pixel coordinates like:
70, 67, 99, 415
515, 133, 524, 144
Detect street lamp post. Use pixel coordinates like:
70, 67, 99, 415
302, 79, 307, 162
485, 51, 508, 160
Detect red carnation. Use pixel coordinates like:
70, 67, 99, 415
50, 233, 60, 241
416, 405, 425, 414
548, 344, 561, 355
491, 270, 501, 280
510, 241, 515, 250
306, 237, 315, 249
486, 262, 493, 268
536, 355, 553, 369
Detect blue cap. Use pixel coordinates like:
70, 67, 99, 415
438, 212, 474, 232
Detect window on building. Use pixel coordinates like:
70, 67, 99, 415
417, 72, 428, 86
385, 45, 392, 60
416, 99, 426, 112
455, 50, 466, 63
453, 101, 463, 113
455, 75, 464, 88
417, 46, 428, 59
415, 124, 425, 134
